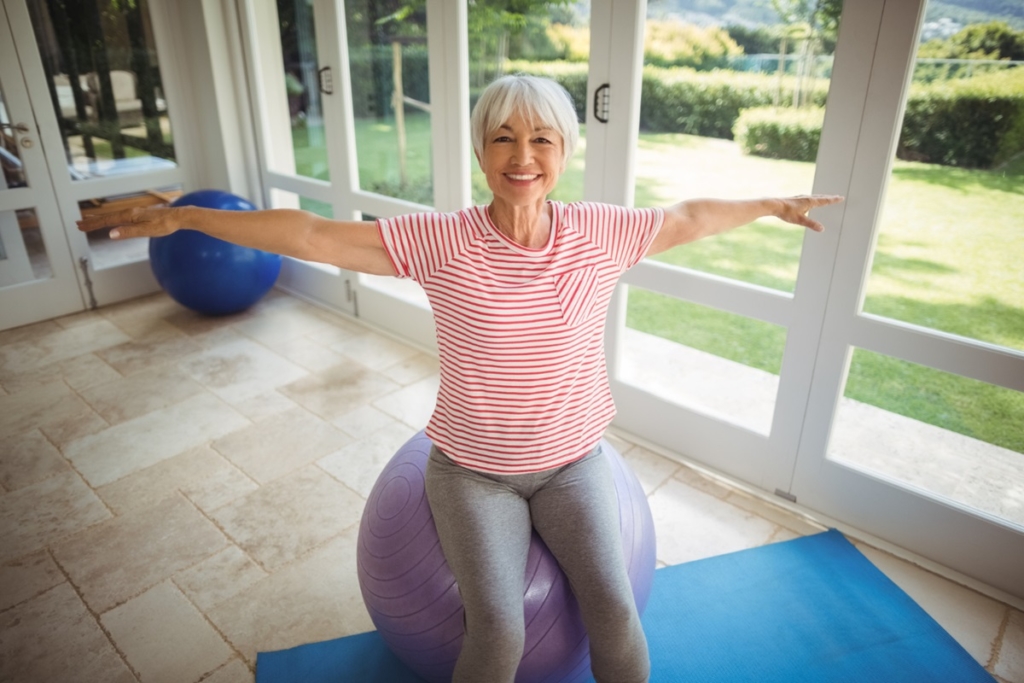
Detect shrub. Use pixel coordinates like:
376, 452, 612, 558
734, 106, 825, 162
638, 66, 828, 139
901, 68, 1024, 168
643, 21, 742, 71
545, 23, 590, 62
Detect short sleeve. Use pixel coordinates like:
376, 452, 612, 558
376, 210, 468, 283
564, 202, 664, 271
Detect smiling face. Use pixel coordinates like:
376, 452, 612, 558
478, 110, 566, 211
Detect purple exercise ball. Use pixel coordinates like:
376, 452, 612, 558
357, 431, 657, 683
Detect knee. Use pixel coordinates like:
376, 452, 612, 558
466, 605, 526, 652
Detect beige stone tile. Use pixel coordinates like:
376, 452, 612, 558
0, 352, 121, 394
380, 352, 440, 385
165, 307, 247, 338
98, 292, 186, 337
103, 581, 232, 683
209, 466, 364, 572
52, 495, 228, 613
767, 526, 802, 544
60, 352, 123, 391
855, 543, 1007, 667
0, 470, 111, 562
232, 299, 349, 346
64, 392, 249, 487
318, 421, 417, 498
372, 375, 439, 429
331, 405, 401, 440
79, 363, 206, 425
0, 582, 135, 683
724, 490, 828, 537
620, 444, 680, 495
96, 321, 203, 376
331, 331, 421, 371
0, 319, 60, 347
0, 318, 130, 379
671, 465, 735, 500
178, 337, 308, 404
648, 477, 778, 566
280, 363, 399, 421
53, 309, 106, 330
202, 659, 254, 683
211, 407, 350, 484
96, 445, 258, 515
174, 545, 267, 612
207, 528, 373, 665
0, 379, 107, 445
1, 429, 69, 491
230, 390, 299, 422
0, 550, 65, 611
302, 311, 365, 346
261, 335, 346, 372
995, 609, 1024, 683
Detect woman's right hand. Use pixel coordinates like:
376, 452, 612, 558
76, 205, 187, 240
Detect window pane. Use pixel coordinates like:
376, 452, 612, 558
345, 1, 432, 205
633, 2, 844, 292
831, 348, 1024, 528
0, 208, 51, 287
862, 5, 1024, 353
622, 287, 786, 435
468, 0, 589, 205
625, 2, 843, 429
27, 0, 177, 181
277, 0, 329, 182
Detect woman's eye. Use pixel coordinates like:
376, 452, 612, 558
494, 135, 512, 143
534, 137, 551, 144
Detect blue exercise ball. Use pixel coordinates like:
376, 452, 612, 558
149, 189, 281, 316
358, 430, 657, 683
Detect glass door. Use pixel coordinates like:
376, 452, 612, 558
6, 0, 187, 309
790, 0, 1024, 598
605, 0, 849, 488
0, 1, 83, 331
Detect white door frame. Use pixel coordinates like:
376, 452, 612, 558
0, 0, 84, 330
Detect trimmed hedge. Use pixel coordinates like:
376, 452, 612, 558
734, 106, 824, 162
507, 60, 829, 140
900, 69, 1024, 168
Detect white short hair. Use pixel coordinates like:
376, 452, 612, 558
470, 75, 579, 164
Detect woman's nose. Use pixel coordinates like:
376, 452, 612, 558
511, 141, 532, 165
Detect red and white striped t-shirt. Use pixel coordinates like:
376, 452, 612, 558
377, 201, 663, 474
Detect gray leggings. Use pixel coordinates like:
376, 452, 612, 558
425, 445, 650, 683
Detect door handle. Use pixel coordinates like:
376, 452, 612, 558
0, 122, 31, 134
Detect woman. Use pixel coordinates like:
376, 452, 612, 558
79, 75, 841, 683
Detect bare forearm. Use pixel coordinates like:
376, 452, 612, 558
648, 194, 841, 256
167, 207, 321, 261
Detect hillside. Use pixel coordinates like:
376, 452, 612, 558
645, 0, 1024, 30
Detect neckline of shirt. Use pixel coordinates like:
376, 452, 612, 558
477, 201, 561, 257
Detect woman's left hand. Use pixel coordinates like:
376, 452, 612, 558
773, 194, 845, 232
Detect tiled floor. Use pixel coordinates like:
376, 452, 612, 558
1, 290, 1021, 683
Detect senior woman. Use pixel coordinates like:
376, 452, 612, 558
79, 75, 841, 683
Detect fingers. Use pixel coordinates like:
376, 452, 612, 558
76, 206, 174, 240
780, 194, 843, 232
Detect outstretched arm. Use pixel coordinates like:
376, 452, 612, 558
647, 194, 844, 256
76, 205, 398, 276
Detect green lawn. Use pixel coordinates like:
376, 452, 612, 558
290, 115, 1024, 454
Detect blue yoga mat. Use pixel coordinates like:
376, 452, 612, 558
256, 530, 993, 682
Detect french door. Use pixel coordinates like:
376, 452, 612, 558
1, 2, 83, 329
601, 0, 1023, 599
1, 0, 190, 332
